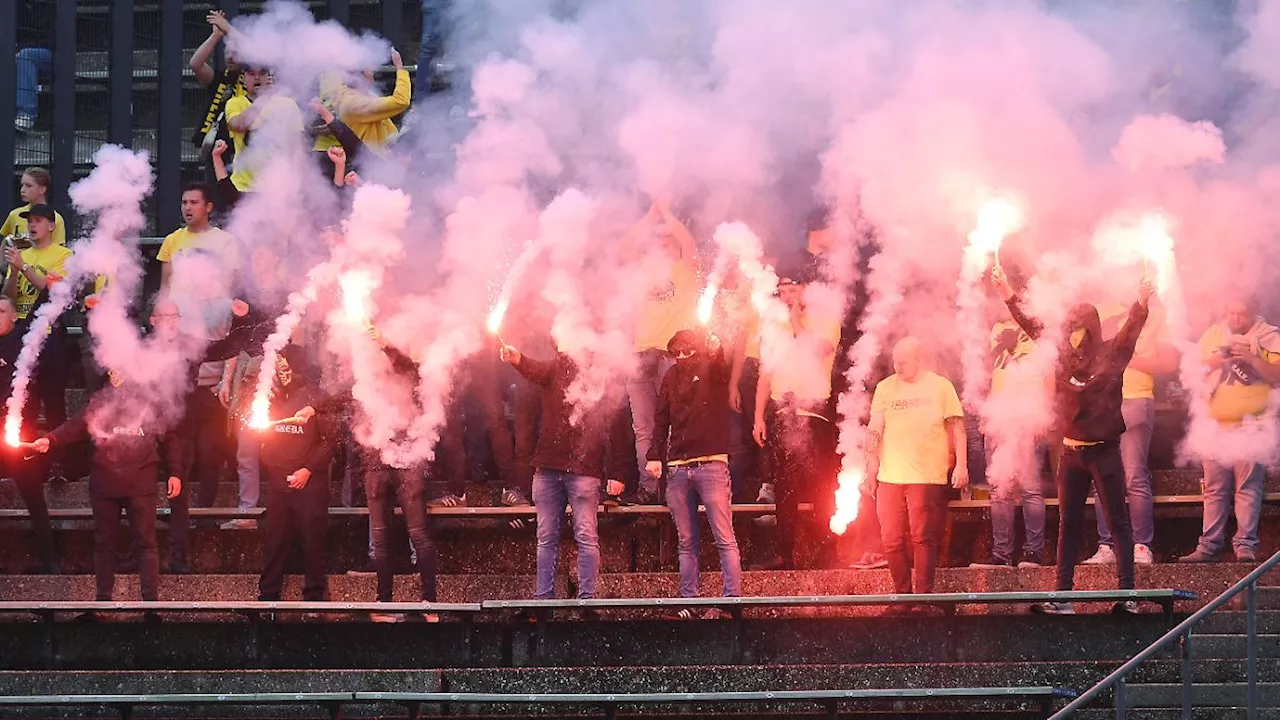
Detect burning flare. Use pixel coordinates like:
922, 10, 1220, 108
249, 395, 270, 430
1137, 212, 1175, 295
696, 283, 717, 325
486, 298, 508, 336
339, 269, 376, 327
829, 467, 864, 535
4, 417, 20, 447
963, 196, 1024, 271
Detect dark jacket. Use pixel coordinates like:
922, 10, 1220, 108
258, 377, 336, 494
0, 329, 20, 405
47, 387, 191, 499
647, 348, 732, 464
514, 353, 631, 481
1006, 298, 1148, 443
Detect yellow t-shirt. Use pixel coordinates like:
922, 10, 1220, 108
2, 205, 67, 246
765, 311, 842, 404
989, 319, 1037, 396
225, 94, 304, 191
1200, 323, 1280, 424
871, 371, 964, 485
1099, 301, 1166, 400
5, 243, 73, 319
635, 258, 698, 352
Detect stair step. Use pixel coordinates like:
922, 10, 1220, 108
1189, 634, 1280, 660
1125, 681, 1280, 707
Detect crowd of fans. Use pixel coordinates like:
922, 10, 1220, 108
2, 7, 1277, 622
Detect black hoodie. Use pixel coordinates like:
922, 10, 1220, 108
257, 348, 337, 493
1006, 297, 1148, 443
514, 353, 631, 481
647, 347, 732, 464
47, 386, 191, 499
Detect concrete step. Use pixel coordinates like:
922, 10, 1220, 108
0, 566, 1219, 613
1125, 682, 1280, 707
1077, 710, 1280, 719
1188, 635, 1280, 660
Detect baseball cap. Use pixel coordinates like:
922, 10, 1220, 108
19, 204, 56, 223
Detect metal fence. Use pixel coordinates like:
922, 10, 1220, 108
2, 0, 419, 239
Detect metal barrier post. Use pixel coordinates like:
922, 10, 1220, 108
1180, 630, 1192, 719
1114, 676, 1126, 720
1248, 581, 1258, 720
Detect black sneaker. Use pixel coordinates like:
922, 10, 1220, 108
1018, 552, 1049, 568
602, 494, 625, 508
426, 493, 467, 508
621, 489, 659, 506
746, 556, 793, 571
969, 555, 1015, 568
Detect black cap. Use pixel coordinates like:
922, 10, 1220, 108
19, 204, 56, 223
666, 329, 701, 356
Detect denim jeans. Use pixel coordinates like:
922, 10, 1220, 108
876, 483, 946, 594
367, 466, 438, 602
665, 461, 742, 598
1057, 442, 1133, 591
236, 424, 261, 510
1097, 398, 1155, 547
626, 349, 673, 495
1197, 459, 1263, 555
986, 437, 1046, 561
16, 47, 51, 119
415, 0, 449, 99
533, 469, 601, 599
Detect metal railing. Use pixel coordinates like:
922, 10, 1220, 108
1050, 549, 1280, 719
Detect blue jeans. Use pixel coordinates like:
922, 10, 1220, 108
665, 461, 742, 598
1097, 398, 1155, 547
16, 47, 51, 119
236, 424, 261, 510
415, 0, 449, 98
986, 439, 1046, 560
1197, 459, 1263, 555
533, 469, 601, 599
627, 349, 673, 495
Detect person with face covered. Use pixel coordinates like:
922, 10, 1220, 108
991, 267, 1152, 615
1180, 296, 1280, 564
646, 329, 741, 615
254, 345, 337, 605
22, 369, 189, 615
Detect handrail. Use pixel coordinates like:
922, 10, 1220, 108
1049, 548, 1280, 718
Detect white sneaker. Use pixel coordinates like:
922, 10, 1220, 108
1134, 544, 1154, 566
1112, 600, 1139, 615
756, 483, 775, 504
1030, 601, 1075, 615
1082, 545, 1116, 565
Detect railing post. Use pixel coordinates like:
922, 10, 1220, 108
1180, 630, 1193, 720
1248, 581, 1258, 720
1114, 676, 1126, 720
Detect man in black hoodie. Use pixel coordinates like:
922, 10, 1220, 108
254, 344, 336, 604
499, 342, 630, 601
992, 267, 1151, 615
646, 329, 741, 614
0, 296, 58, 572
24, 371, 189, 612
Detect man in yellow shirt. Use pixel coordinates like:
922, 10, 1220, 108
315, 49, 411, 155
867, 337, 967, 613
3, 203, 74, 483
156, 183, 240, 572
750, 271, 842, 570
622, 198, 700, 504
2, 167, 66, 246
1180, 297, 1280, 564
224, 67, 304, 194
1083, 301, 1177, 566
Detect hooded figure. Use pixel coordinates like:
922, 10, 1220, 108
996, 268, 1151, 615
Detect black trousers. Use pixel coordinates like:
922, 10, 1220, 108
258, 479, 330, 602
765, 403, 836, 566
1057, 442, 1134, 591
91, 494, 158, 601
2, 427, 54, 568
367, 466, 438, 602
21, 328, 68, 474
876, 483, 946, 594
